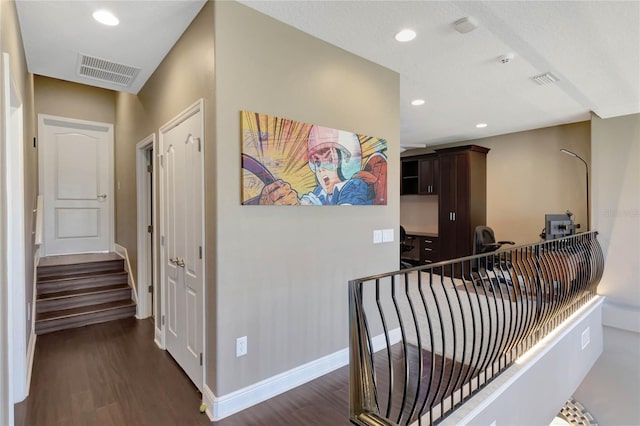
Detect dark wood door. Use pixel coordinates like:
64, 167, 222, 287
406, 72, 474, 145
418, 156, 438, 194
438, 154, 457, 260
454, 153, 471, 255
439, 152, 474, 260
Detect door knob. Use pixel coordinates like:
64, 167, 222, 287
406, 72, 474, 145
170, 257, 185, 268
97, 194, 107, 200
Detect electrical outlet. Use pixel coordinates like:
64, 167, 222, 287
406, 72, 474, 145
236, 336, 247, 357
581, 327, 590, 350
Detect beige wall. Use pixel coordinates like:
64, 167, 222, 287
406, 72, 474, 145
214, 1, 400, 395
574, 112, 640, 425
591, 113, 639, 308
34, 76, 115, 124
1, 0, 36, 381
114, 0, 214, 375
401, 122, 591, 245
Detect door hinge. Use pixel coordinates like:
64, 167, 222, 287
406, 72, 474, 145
161, 235, 165, 246
159, 154, 164, 167
147, 225, 153, 234
148, 285, 152, 294
199, 246, 202, 259
199, 353, 203, 366
162, 315, 165, 326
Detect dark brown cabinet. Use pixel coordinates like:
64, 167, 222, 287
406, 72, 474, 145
436, 145, 489, 261
401, 158, 419, 195
401, 154, 438, 195
401, 234, 439, 266
418, 155, 438, 194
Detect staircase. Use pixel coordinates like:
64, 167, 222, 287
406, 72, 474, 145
35, 252, 136, 334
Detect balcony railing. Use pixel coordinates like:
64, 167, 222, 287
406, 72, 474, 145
349, 231, 604, 426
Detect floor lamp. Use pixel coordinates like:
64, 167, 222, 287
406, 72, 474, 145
560, 149, 589, 231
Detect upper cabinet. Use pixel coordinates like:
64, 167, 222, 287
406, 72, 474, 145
401, 157, 419, 195
418, 155, 438, 195
401, 154, 438, 195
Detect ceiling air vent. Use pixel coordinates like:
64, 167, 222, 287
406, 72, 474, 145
531, 72, 559, 86
77, 53, 140, 87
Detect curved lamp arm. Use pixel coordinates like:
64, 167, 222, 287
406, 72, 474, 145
560, 149, 589, 231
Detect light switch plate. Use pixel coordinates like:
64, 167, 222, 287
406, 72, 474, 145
373, 230, 383, 244
236, 336, 247, 357
382, 229, 394, 242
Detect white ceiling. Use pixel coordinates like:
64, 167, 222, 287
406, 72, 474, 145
15, 0, 640, 147
16, 0, 206, 94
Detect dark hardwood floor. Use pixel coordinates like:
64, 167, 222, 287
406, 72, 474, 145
15, 317, 353, 426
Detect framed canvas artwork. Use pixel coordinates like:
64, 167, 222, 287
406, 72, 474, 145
241, 111, 387, 206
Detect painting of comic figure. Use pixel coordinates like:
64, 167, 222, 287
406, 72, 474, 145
241, 111, 387, 206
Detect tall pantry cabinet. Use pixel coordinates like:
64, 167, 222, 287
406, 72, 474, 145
436, 145, 489, 260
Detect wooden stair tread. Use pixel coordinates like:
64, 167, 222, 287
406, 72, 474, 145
38, 252, 123, 267
37, 270, 127, 284
36, 300, 136, 322
35, 252, 136, 334
37, 284, 130, 301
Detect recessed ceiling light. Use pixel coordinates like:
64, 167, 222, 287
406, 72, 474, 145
93, 10, 119, 26
395, 29, 416, 42
476, 123, 488, 128
411, 99, 425, 106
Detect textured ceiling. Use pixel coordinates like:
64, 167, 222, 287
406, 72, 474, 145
238, 0, 640, 147
15, 0, 640, 147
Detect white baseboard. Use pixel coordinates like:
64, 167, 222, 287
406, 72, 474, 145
154, 326, 164, 350
114, 244, 138, 304
210, 328, 401, 421
202, 385, 216, 421
25, 332, 36, 397
26, 249, 41, 398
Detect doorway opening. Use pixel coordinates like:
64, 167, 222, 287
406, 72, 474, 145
136, 135, 156, 320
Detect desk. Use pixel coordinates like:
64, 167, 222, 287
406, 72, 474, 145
402, 231, 438, 266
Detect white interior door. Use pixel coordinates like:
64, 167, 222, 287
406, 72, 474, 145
160, 101, 204, 390
39, 115, 114, 256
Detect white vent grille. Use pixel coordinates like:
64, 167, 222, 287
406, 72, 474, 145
531, 72, 559, 86
77, 54, 140, 87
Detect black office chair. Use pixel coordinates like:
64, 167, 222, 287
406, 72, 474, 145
473, 226, 515, 255
400, 226, 415, 269
472, 226, 515, 287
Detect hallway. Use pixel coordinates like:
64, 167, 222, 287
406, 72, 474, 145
14, 318, 352, 426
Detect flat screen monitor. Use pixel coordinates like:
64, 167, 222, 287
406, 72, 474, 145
544, 213, 575, 240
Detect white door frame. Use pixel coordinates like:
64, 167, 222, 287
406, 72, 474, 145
136, 134, 156, 320
38, 114, 115, 256
3, 52, 27, 409
0, 52, 10, 426
158, 99, 205, 388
